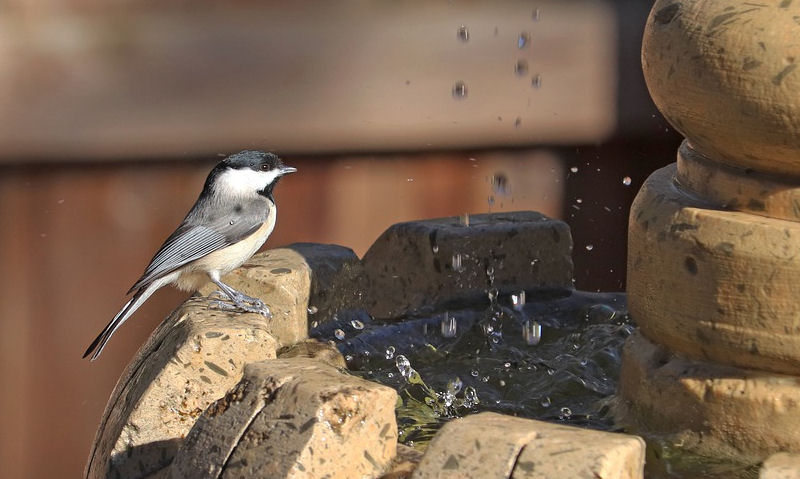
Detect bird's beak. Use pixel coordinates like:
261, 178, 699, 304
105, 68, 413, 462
280, 166, 297, 175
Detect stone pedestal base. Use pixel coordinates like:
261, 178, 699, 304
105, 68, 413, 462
618, 331, 800, 462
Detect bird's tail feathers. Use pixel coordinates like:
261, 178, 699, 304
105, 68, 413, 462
82, 281, 161, 361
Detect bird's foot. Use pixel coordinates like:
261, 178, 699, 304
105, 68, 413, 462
208, 290, 271, 317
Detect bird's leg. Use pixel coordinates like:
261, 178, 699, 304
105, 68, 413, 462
208, 279, 271, 317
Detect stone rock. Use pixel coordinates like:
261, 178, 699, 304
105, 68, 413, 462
198, 248, 311, 347
619, 331, 800, 462
285, 242, 366, 323
379, 445, 424, 479
761, 453, 800, 479
642, 0, 800, 176
412, 412, 644, 479
170, 358, 398, 478
277, 338, 347, 369
361, 212, 574, 319
85, 299, 279, 479
627, 164, 800, 375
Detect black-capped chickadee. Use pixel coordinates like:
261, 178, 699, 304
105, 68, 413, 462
83, 150, 296, 361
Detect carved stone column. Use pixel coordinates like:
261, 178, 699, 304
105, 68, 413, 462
621, 0, 800, 462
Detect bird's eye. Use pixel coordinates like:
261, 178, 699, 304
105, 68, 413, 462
260, 164, 270, 171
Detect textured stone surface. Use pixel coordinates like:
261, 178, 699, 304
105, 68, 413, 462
171, 358, 398, 478
761, 453, 800, 479
412, 412, 644, 479
85, 299, 278, 479
198, 248, 311, 347
619, 331, 800, 461
676, 141, 800, 223
277, 338, 347, 369
642, 0, 800, 176
361, 211, 574, 319
627, 164, 800, 375
285, 242, 366, 323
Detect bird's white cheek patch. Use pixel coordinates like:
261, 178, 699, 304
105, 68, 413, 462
215, 169, 280, 197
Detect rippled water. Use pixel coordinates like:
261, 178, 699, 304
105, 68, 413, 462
310, 288, 632, 448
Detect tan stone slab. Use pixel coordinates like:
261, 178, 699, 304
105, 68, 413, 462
413, 412, 644, 479
85, 299, 279, 479
628, 164, 800, 375
412, 412, 540, 479
761, 453, 800, 479
619, 331, 800, 461
277, 338, 347, 369
510, 424, 644, 479
171, 358, 398, 479
643, 0, 800, 176
198, 248, 311, 347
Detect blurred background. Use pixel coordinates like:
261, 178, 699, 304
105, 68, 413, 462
0, 1, 681, 477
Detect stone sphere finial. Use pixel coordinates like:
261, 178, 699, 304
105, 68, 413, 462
642, 0, 800, 176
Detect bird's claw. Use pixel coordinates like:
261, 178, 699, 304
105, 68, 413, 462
208, 295, 271, 318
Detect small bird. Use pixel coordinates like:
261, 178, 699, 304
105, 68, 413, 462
83, 150, 296, 361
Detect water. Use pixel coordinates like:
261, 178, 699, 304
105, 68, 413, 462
452, 81, 468, 99
456, 25, 469, 42
514, 60, 529, 76
310, 289, 632, 448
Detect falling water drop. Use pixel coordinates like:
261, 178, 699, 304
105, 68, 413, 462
518, 31, 530, 49
334, 329, 345, 340
623, 176, 632, 186
440, 312, 457, 338
533, 8, 541, 21
456, 25, 469, 42
451, 253, 464, 273
585, 244, 594, 251
514, 59, 529, 76
452, 81, 468, 99
492, 172, 509, 195
385, 346, 396, 360
532, 73, 542, 89
511, 291, 526, 311
522, 320, 542, 345
570, 166, 578, 173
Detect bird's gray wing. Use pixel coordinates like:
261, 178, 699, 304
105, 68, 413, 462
127, 214, 263, 294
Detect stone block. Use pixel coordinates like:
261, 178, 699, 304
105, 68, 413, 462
171, 358, 398, 478
761, 453, 800, 479
361, 212, 573, 319
412, 412, 644, 479
619, 331, 800, 461
198, 247, 311, 347
277, 338, 347, 369
85, 299, 278, 479
285, 242, 366, 322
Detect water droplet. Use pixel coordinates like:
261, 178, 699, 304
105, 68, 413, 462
406, 178, 414, 182
229, 220, 235, 225
334, 329, 345, 340
440, 312, 458, 338
511, 291, 526, 311
457, 25, 469, 42
487, 288, 499, 302
531, 73, 542, 89
559, 407, 573, 419
585, 244, 594, 251
432, 244, 439, 254
533, 8, 541, 21
518, 31, 530, 49
514, 59, 529, 76
514, 117, 522, 128
576, 198, 583, 204
623, 176, 632, 186
452, 81, 468, 99
570, 166, 578, 173
492, 172, 509, 195
57, 199, 65, 204
460, 213, 470, 226
470, 369, 479, 377
350, 319, 364, 330
385, 346, 395, 360
451, 253, 464, 272
307, 305, 318, 315
395, 355, 411, 377
464, 386, 479, 406
522, 320, 542, 345
541, 396, 551, 408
